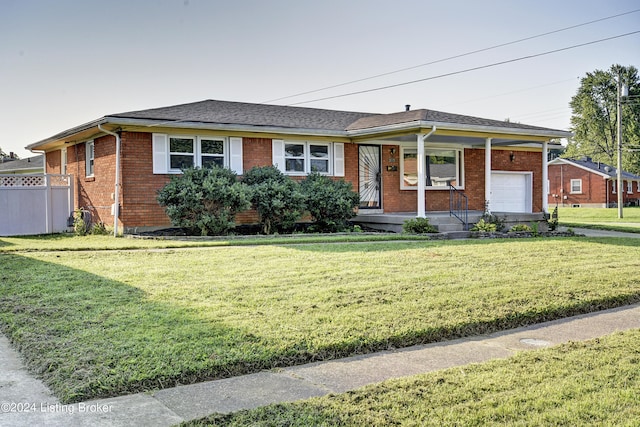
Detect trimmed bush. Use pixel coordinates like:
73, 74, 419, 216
157, 167, 250, 236
402, 217, 438, 234
243, 166, 304, 234
300, 172, 360, 232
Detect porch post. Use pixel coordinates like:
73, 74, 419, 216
417, 134, 426, 217
485, 138, 492, 212
542, 140, 549, 213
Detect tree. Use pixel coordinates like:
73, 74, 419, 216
242, 165, 305, 234
565, 64, 640, 174
157, 167, 251, 236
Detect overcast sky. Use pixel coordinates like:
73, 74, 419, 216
1, 0, 639, 158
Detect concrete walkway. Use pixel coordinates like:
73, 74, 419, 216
1, 303, 639, 426
560, 226, 640, 238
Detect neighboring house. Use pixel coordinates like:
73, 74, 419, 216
548, 157, 640, 208
0, 154, 44, 175
27, 99, 570, 233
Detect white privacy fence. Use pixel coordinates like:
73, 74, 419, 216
0, 174, 74, 236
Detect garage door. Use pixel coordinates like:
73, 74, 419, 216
491, 172, 532, 213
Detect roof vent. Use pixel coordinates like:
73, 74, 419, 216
405, 104, 411, 112
604, 166, 611, 173
580, 155, 591, 162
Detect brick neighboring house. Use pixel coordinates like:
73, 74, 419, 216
27, 99, 571, 233
548, 157, 640, 208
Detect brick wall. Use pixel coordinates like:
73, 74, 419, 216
548, 163, 636, 207
46, 151, 61, 173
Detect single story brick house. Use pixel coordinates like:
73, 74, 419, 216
548, 157, 640, 208
27, 99, 571, 233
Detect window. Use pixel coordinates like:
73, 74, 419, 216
612, 181, 616, 194
570, 179, 582, 194
199, 137, 225, 169
283, 141, 331, 175
85, 140, 94, 176
153, 134, 242, 174
169, 137, 195, 171
401, 148, 463, 189
627, 181, 633, 194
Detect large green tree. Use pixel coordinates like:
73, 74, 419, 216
564, 64, 640, 174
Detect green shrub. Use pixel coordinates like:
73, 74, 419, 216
402, 217, 438, 234
157, 167, 250, 236
243, 166, 304, 234
470, 218, 497, 232
300, 172, 360, 233
73, 209, 88, 236
89, 222, 110, 235
509, 224, 532, 232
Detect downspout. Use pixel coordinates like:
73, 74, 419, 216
417, 126, 437, 217
98, 124, 121, 237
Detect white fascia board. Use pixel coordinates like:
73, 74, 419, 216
105, 117, 349, 138
26, 117, 109, 151
347, 120, 573, 140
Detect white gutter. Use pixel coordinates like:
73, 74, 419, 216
417, 126, 437, 217
98, 124, 121, 237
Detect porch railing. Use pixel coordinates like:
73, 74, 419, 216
449, 185, 469, 230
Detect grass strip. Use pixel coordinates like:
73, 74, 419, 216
190, 329, 640, 426
1, 238, 639, 403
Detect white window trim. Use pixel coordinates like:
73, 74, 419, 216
155, 134, 236, 174
85, 140, 94, 177
627, 181, 633, 194
283, 141, 333, 176
612, 180, 616, 194
400, 146, 464, 190
570, 179, 582, 194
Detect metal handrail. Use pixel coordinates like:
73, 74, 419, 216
449, 185, 469, 230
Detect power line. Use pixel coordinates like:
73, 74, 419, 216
289, 30, 640, 106
262, 8, 640, 104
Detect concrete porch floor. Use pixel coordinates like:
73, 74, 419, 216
352, 211, 547, 233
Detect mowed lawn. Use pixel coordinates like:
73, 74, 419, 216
558, 206, 640, 232
1, 237, 639, 403
191, 329, 640, 426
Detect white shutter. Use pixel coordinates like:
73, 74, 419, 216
229, 137, 243, 174
333, 142, 345, 177
272, 139, 285, 172
152, 133, 169, 174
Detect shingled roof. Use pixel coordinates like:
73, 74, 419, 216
109, 99, 374, 131
550, 157, 640, 180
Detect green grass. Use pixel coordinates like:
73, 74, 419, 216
191, 329, 640, 426
0, 233, 431, 252
558, 206, 640, 233
1, 238, 640, 403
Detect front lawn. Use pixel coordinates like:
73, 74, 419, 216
558, 206, 640, 233
1, 238, 639, 403
193, 329, 640, 426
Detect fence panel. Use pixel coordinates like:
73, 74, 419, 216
0, 174, 73, 236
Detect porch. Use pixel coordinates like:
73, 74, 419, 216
352, 211, 548, 233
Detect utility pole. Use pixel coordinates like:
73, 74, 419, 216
616, 71, 624, 219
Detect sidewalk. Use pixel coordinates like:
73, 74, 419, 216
1, 303, 639, 426
559, 226, 640, 238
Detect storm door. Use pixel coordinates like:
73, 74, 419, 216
358, 145, 381, 209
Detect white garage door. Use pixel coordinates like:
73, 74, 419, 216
491, 172, 532, 213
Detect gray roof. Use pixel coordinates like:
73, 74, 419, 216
0, 155, 44, 173
551, 157, 640, 180
110, 100, 374, 131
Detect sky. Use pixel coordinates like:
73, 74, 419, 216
1, 0, 639, 159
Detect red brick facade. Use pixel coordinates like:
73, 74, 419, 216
548, 163, 638, 208
45, 132, 547, 231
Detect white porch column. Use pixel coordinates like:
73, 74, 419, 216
542, 140, 549, 213
417, 133, 426, 217
485, 138, 492, 212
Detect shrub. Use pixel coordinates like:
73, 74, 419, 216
157, 167, 250, 236
90, 222, 110, 235
243, 166, 304, 234
403, 217, 438, 234
509, 224, 532, 232
470, 218, 497, 232
73, 209, 89, 236
300, 172, 360, 232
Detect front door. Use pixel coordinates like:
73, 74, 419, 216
358, 145, 381, 209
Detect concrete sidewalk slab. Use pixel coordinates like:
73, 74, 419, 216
1, 303, 639, 426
